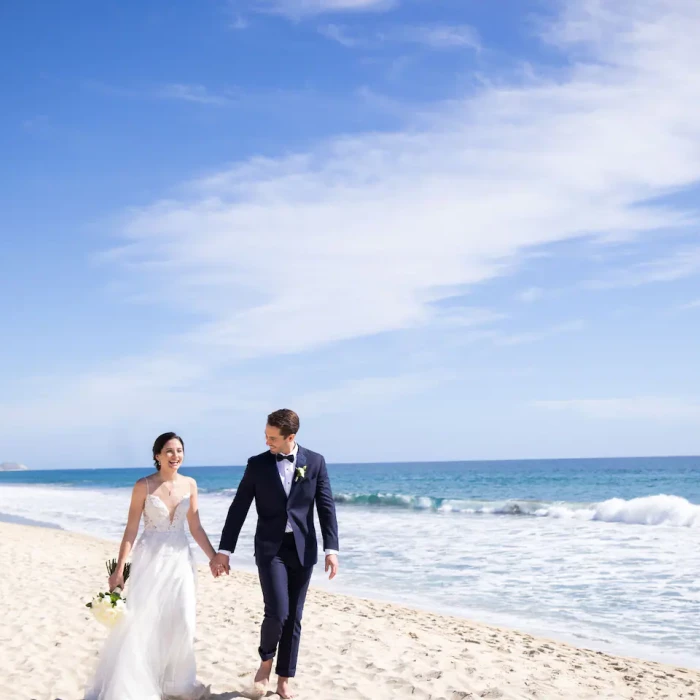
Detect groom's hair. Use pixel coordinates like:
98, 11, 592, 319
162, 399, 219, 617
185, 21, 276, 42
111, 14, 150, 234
267, 409, 299, 437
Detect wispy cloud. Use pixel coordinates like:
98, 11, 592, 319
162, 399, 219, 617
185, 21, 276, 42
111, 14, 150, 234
230, 16, 250, 30
259, 0, 395, 19
109, 2, 700, 361
450, 319, 585, 347
534, 397, 700, 422
86, 80, 356, 116
586, 246, 700, 289
222, 0, 250, 29
6, 0, 700, 440
318, 23, 358, 46
155, 83, 232, 105
495, 320, 586, 346
392, 24, 481, 51
679, 298, 700, 311
319, 22, 480, 51
517, 287, 545, 303
85, 80, 233, 106
295, 371, 453, 415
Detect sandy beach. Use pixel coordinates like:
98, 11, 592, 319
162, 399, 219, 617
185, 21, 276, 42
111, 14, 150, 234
0, 521, 697, 700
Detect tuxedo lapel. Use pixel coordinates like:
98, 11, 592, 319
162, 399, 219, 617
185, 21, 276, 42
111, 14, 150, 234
267, 451, 288, 501
288, 445, 306, 501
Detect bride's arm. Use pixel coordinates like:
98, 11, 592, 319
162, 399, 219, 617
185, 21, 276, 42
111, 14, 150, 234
109, 479, 147, 590
186, 478, 217, 562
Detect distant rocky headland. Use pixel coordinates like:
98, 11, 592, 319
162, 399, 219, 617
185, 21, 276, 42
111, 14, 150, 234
0, 462, 29, 471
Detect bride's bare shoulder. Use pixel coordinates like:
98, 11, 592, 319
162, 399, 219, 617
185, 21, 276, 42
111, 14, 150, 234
133, 476, 153, 494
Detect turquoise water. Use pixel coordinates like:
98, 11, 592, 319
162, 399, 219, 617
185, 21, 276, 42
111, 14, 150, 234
1, 455, 699, 668
2, 455, 698, 506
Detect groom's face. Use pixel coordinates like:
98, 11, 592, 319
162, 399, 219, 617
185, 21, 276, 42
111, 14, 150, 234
265, 424, 295, 454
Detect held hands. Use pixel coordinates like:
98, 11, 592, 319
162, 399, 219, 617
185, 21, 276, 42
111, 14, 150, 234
209, 552, 335, 578
108, 570, 125, 592
210, 552, 230, 578
325, 554, 339, 580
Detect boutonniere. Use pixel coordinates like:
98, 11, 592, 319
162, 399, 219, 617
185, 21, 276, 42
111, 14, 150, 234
295, 465, 307, 483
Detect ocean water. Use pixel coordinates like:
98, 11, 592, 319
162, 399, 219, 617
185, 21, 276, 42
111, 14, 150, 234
1, 456, 699, 668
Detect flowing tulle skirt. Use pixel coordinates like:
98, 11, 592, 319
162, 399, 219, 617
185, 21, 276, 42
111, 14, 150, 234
85, 532, 209, 700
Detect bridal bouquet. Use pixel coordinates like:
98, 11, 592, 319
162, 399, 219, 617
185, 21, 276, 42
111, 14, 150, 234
86, 559, 130, 628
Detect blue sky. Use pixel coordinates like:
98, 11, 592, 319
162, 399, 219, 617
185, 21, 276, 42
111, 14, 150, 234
2, 0, 700, 469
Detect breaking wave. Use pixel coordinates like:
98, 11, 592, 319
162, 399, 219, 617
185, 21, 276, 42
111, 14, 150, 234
328, 492, 700, 527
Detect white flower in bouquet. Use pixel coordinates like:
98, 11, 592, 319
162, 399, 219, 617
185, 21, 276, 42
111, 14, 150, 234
86, 559, 130, 628
87, 593, 125, 628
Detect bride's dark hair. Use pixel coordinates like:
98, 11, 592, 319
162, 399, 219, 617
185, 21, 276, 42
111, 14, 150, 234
152, 432, 185, 470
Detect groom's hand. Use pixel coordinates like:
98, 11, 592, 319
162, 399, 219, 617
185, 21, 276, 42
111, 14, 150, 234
210, 552, 230, 578
325, 554, 339, 580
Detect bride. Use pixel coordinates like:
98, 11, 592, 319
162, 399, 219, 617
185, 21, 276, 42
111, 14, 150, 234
85, 432, 220, 700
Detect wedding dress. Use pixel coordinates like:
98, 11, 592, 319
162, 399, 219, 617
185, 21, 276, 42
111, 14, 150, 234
85, 482, 209, 700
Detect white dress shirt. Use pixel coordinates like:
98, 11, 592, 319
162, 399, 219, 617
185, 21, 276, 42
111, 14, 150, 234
218, 443, 338, 557
278, 443, 298, 533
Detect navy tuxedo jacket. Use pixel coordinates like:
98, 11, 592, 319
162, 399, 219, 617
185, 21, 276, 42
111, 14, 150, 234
219, 446, 339, 567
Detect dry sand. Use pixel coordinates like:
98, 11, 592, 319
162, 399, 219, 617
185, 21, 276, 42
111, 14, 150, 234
0, 522, 697, 700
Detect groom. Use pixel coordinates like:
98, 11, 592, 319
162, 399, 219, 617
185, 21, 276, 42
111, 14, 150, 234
210, 409, 339, 699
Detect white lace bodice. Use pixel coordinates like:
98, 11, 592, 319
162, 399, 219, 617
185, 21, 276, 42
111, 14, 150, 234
143, 494, 191, 533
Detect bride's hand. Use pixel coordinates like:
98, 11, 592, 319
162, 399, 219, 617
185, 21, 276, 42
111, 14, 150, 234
108, 571, 125, 592
209, 552, 230, 578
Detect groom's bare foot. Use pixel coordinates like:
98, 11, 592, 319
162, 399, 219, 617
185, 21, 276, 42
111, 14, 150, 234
276, 677, 294, 699
251, 660, 273, 697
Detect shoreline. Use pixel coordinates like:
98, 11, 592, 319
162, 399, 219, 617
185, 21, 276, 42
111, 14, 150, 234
1, 521, 698, 699
0, 510, 64, 529
2, 509, 698, 673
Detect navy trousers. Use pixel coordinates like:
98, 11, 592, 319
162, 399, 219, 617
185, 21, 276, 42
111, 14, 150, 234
257, 533, 314, 677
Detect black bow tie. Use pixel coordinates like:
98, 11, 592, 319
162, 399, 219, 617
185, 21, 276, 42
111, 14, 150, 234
276, 453, 294, 462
